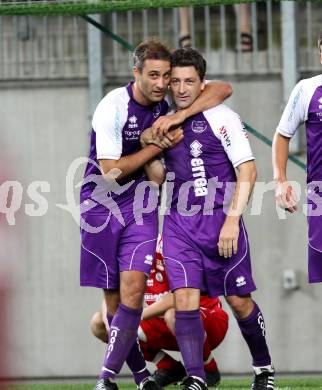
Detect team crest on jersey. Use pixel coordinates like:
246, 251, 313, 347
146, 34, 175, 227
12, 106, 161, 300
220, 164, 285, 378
153, 103, 161, 118
155, 272, 163, 283
191, 120, 207, 134
190, 140, 202, 158
146, 279, 154, 287
236, 276, 246, 287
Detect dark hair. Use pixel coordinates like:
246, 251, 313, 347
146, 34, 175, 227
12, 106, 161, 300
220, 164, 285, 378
319, 32, 322, 53
133, 38, 171, 72
171, 48, 206, 80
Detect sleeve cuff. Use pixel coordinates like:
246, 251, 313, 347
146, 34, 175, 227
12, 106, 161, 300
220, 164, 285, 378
97, 155, 121, 160
277, 128, 293, 138
233, 156, 255, 168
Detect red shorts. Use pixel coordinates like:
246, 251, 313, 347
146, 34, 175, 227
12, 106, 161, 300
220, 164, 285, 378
200, 306, 229, 349
139, 305, 228, 354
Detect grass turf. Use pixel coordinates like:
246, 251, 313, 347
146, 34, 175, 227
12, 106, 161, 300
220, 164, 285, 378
8, 379, 322, 390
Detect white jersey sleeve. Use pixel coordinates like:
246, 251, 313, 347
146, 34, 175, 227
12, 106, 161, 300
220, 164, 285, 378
276, 75, 322, 138
276, 80, 308, 138
204, 105, 254, 168
92, 87, 129, 160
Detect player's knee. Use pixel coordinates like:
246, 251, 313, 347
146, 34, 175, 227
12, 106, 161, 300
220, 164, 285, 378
164, 308, 176, 334
123, 289, 144, 308
225, 295, 253, 319
121, 280, 145, 308
121, 271, 146, 308
174, 288, 198, 311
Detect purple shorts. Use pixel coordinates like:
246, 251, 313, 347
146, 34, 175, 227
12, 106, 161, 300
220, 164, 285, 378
80, 210, 158, 289
307, 214, 322, 283
162, 209, 256, 297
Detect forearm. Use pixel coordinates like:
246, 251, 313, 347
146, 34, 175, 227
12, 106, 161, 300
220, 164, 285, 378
142, 292, 174, 320
272, 132, 290, 182
100, 144, 162, 181
226, 161, 257, 219
144, 158, 165, 186
181, 80, 232, 120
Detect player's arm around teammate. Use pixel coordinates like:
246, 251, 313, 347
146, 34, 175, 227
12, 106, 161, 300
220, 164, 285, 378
140, 126, 184, 185
152, 80, 233, 136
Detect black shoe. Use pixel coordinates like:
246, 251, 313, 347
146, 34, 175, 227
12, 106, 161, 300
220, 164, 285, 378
181, 376, 207, 390
94, 378, 118, 390
138, 376, 164, 390
205, 369, 220, 387
153, 363, 186, 386
251, 367, 275, 390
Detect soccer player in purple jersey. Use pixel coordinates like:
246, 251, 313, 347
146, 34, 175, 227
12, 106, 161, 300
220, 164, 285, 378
155, 48, 274, 390
273, 33, 322, 284
79, 38, 232, 390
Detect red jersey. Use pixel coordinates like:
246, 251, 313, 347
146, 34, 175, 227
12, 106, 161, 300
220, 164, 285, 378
144, 249, 221, 310
144, 251, 170, 306
200, 295, 221, 311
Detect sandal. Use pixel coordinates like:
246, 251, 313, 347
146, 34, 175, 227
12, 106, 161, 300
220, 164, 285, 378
178, 34, 192, 48
238, 32, 253, 52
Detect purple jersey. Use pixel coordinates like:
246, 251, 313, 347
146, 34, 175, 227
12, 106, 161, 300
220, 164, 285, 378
164, 105, 254, 212
80, 82, 169, 214
277, 74, 322, 183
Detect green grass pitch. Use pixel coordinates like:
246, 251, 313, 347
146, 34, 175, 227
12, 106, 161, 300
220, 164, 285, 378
8, 379, 322, 390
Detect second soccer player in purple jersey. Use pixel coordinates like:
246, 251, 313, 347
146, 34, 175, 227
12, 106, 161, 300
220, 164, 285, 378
145, 48, 275, 390
79, 38, 232, 390
273, 33, 322, 284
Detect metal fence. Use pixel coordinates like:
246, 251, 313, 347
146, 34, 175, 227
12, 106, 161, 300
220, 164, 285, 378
0, 1, 320, 80
0, 15, 87, 79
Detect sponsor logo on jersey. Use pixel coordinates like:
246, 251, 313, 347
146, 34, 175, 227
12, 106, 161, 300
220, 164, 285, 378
236, 275, 246, 287
124, 129, 141, 140
144, 254, 153, 265
190, 141, 208, 197
190, 140, 202, 158
153, 103, 161, 118
219, 126, 231, 147
144, 292, 168, 303
191, 120, 207, 134
125, 115, 140, 140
